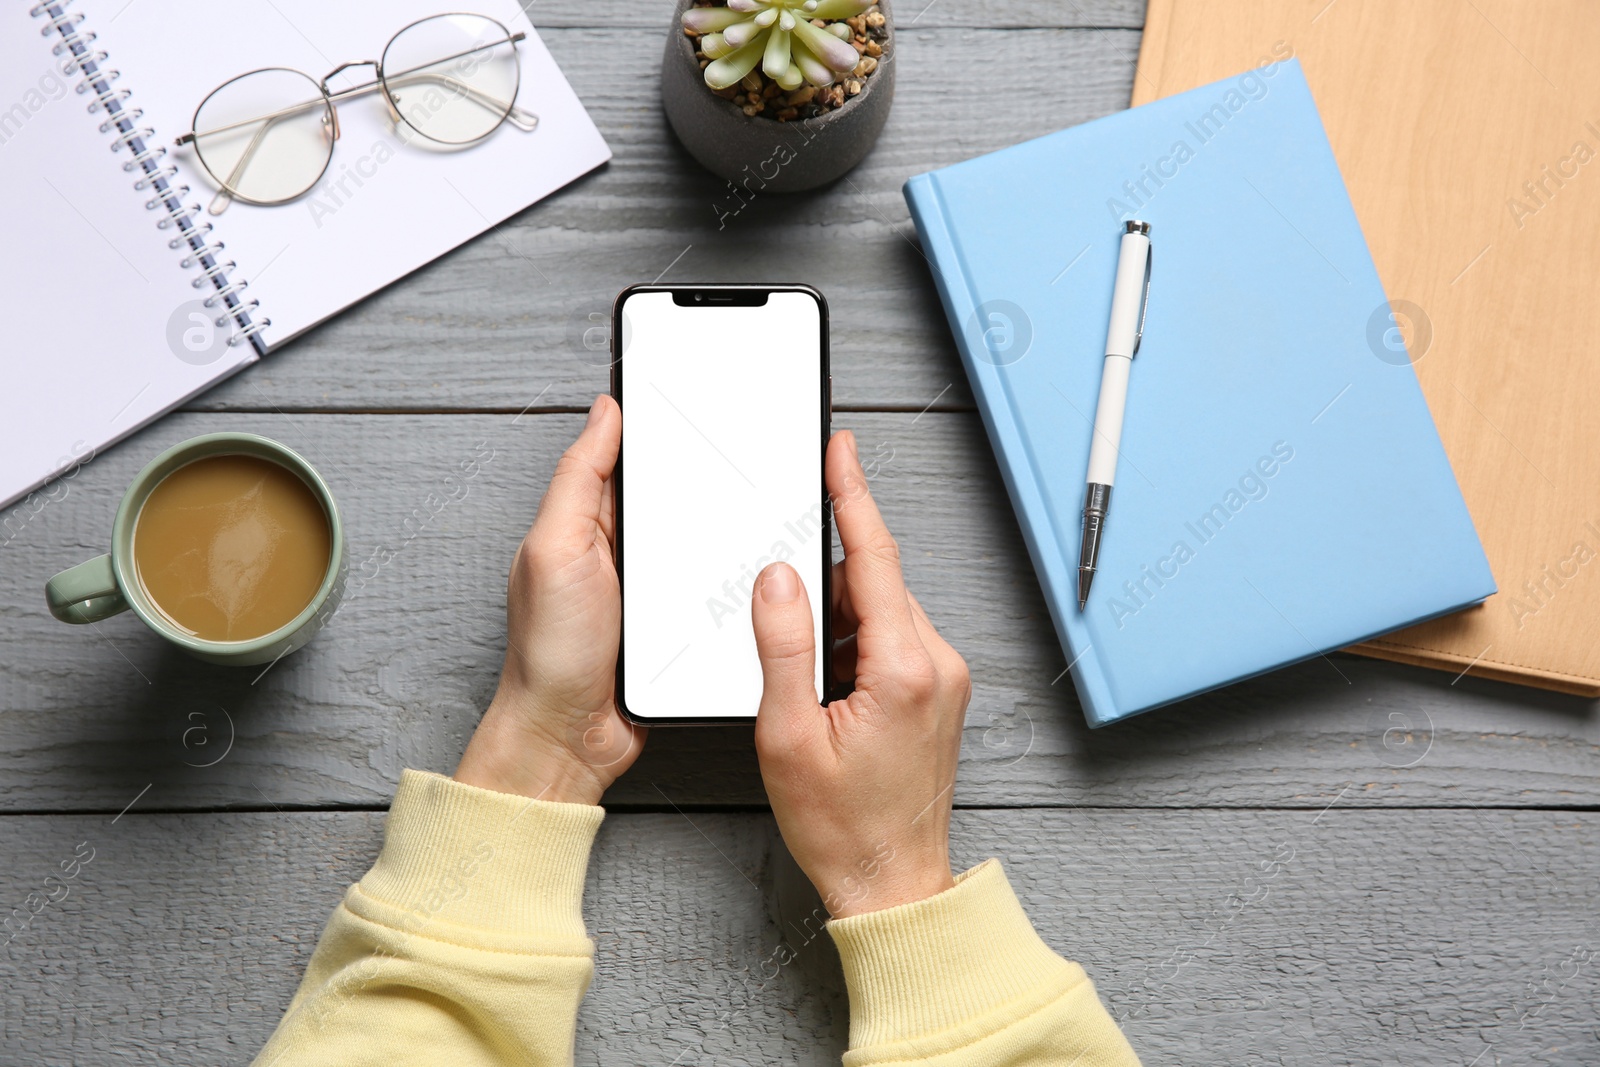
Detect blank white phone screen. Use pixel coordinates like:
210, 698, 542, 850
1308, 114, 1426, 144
619, 290, 825, 720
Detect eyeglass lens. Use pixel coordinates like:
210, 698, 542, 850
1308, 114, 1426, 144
381, 14, 520, 145
190, 14, 522, 207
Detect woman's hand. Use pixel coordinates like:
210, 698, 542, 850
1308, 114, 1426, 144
750, 431, 971, 918
455, 395, 645, 805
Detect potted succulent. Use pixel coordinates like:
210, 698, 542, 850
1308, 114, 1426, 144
662, 0, 894, 197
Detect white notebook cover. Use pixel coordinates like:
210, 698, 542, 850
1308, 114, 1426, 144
1, 0, 609, 510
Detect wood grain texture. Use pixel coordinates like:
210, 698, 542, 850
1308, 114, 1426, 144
8, 6, 1596, 1064
2, 809, 1595, 1065
525, 0, 1146, 29
1132, 0, 1600, 695
180, 28, 1141, 416
4, 413, 1595, 813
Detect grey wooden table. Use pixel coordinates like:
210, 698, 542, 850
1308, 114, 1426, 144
4, 2, 1597, 1064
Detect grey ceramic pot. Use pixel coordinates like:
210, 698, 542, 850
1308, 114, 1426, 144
662, 0, 895, 193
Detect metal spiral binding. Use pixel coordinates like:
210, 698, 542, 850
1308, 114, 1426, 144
205, 277, 250, 309
133, 162, 180, 191
53, 26, 92, 50
69, 50, 110, 76
98, 106, 139, 133
86, 85, 133, 114
31, 0, 270, 348
158, 200, 203, 232
36, 7, 82, 33
179, 239, 228, 269
193, 255, 237, 285
110, 124, 151, 152
124, 140, 166, 170
166, 214, 216, 251
217, 297, 262, 332
159, 201, 201, 231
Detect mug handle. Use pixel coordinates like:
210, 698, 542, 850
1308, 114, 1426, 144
46, 554, 129, 624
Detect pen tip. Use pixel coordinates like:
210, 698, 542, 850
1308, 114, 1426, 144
1077, 568, 1094, 610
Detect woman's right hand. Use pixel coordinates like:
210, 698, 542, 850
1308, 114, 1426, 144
748, 430, 971, 918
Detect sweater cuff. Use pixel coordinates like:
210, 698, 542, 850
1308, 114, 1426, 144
828, 859, 1077, 1049
353, 769, 605, 943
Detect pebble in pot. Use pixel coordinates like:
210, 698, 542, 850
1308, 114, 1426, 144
662, 0, 895, 195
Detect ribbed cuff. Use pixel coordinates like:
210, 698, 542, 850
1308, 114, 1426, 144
354, 769, 605, 943
828, 859, 1076, 1049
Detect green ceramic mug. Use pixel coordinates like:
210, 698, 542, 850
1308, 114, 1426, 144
44, 433, 346, 666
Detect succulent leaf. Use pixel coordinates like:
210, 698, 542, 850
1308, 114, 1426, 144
762, 27, 792, 80
789, 38, 836, 86
700, 31, 734, 58
776, 62, 804, 90
723, 18, 763, 48
808, 0, 872, 17
790, 17, 860, 72
692, 0, 882, 92
704, 28, 772, 89
682, 6, 745, 32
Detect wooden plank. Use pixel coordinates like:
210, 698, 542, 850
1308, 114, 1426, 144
184, 28, 1142, 415
3, 412, 1595, 813
1, 808, 1594, 1064
525, 0, 1146, 30
1134, 0, 1600, 697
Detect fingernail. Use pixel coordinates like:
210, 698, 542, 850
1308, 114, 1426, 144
587, 396, 605, 427
845, 432, 859, 460
760, 563, 799, 604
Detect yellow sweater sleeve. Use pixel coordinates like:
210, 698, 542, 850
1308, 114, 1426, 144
254, 773, 1136, 1067
252, 769, 604, 1067
828, 860, 1142, 1066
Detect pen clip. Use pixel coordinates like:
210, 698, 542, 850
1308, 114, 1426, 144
1132, 244, 1152, 357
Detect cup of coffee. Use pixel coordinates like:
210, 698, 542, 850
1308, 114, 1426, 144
45, 433, 346, 666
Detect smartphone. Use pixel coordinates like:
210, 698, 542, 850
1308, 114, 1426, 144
611, 284, 831, 724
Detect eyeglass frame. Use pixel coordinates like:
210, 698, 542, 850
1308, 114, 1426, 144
174, 12, 539, 212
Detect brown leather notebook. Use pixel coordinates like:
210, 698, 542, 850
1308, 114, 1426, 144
1133, 0, 1600, 695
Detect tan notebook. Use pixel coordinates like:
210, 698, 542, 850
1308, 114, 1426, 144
1133, 0, 1600, 695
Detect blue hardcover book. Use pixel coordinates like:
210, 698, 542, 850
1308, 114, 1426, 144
904, 60, 1495, 727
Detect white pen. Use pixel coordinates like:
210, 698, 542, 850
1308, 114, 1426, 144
1078, 219, 1153, 610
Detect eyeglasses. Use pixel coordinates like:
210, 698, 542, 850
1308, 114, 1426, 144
174, 12, 539, 215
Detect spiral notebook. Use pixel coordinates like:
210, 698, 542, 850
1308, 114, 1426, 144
1, 0, 609, 511
904, 61, 1495, 726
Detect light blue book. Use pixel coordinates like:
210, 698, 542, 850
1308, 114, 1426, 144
904, 59, 1495, 727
